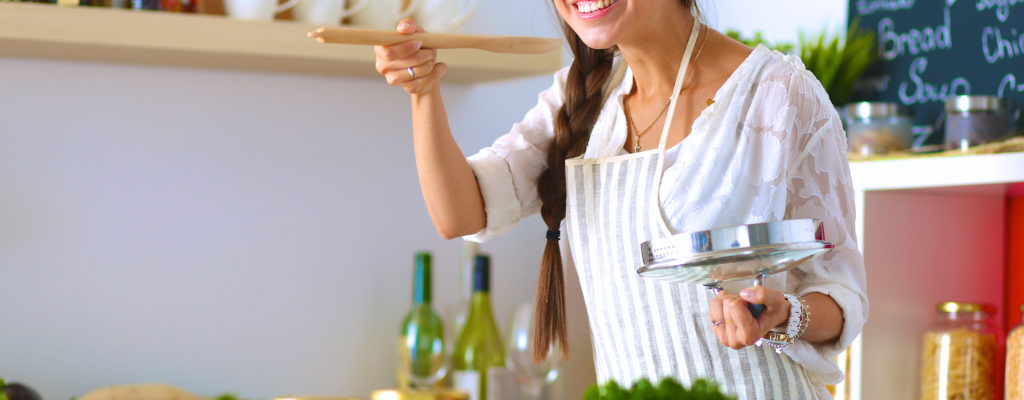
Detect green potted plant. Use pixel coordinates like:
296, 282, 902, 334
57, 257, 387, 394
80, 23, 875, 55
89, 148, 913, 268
798, 19, 877, 107
725, 29, 795, 54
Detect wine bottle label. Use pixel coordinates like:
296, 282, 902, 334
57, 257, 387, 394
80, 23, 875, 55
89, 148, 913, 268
453, 370, 480, 400
453, 369, 508, 400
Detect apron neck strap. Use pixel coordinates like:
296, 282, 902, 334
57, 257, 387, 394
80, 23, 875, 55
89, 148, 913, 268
655, 19, 702, 153
650, 19, 701, 236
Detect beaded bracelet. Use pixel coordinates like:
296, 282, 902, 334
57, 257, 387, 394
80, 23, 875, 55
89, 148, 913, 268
795, 296, 811, 340
757, 293, 808, 354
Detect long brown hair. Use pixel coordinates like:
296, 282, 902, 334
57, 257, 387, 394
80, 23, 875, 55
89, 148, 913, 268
532, 0, 699, 362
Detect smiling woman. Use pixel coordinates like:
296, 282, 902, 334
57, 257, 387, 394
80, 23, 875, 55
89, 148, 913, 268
371, 0, 867, 398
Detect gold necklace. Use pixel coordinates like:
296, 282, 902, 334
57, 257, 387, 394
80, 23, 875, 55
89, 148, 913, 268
626, 24, 709, 153
626, 98, 671, 152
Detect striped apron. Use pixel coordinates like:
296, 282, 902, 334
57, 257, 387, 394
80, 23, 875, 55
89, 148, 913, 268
563, 21, 821, 399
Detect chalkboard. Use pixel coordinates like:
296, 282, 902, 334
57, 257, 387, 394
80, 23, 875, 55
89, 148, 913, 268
848, 0, 1024, 131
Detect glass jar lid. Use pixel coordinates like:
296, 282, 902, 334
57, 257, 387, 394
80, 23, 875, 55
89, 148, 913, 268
845, 101, 910, 119
944, 95, 1007, 112
937, 301, 985, 313
372, 389, 469, 400
275, 397, 363, 400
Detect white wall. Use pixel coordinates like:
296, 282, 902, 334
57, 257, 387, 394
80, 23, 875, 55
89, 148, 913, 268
706, 0, 848, 46
0, 1, 845, 399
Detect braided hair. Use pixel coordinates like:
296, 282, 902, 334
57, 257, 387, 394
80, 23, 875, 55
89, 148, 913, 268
532, 0, 699, 362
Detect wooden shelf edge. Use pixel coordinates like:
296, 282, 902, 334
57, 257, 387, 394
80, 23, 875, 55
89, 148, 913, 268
0, 2, 563, 82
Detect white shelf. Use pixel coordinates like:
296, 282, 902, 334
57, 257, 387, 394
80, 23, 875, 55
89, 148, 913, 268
848, 152, 1024, 400
0, 2, 563, 82
850, 152, 1024, 192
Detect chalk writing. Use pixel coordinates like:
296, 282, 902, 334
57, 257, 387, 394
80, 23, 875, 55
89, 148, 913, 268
998, 73, 1024, 96
849, 0, 1024, 127
853, 75, 893, 94
898, 57, 971, 104
879, 7, 953, 60
983, 26, 1024, 63
975, 0, 1024, 22
856, 0, 916, 16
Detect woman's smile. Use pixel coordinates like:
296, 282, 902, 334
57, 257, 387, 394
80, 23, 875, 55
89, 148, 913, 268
572, 0, 621, 20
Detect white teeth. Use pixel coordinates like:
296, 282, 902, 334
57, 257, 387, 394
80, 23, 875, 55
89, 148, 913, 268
577, 0, 615, 14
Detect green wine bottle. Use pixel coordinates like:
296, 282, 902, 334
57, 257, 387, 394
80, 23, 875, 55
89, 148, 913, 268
398, 252, 447, 389
452, 254, 507, 400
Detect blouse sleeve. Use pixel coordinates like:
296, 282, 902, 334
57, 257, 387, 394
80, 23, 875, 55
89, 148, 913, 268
778, 70, 869, 384
462, 66, 569, 243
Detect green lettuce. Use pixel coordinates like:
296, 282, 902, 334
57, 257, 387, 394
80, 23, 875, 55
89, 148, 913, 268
583, 377, 734, 400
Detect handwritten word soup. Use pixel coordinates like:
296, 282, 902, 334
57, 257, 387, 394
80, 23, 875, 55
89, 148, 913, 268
899, 57, 971, 104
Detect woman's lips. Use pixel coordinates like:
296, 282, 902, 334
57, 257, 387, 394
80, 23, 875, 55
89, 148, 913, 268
574, 0, 619, 20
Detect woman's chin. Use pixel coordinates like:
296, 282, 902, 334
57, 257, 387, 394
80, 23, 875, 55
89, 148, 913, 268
578, 36, 617, 51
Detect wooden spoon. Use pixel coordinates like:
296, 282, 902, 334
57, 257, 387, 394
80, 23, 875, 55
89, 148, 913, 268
308, 27, 562, 54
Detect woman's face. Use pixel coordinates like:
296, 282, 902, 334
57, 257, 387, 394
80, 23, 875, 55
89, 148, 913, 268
553, 0, 683, 49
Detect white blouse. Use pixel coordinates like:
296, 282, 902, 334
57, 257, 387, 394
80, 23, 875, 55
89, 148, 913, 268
464, 45, 868, 386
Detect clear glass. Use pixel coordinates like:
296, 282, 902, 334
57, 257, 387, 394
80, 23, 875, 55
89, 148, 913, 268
920, 305, 997, 400
846, 115, 914, 155
506, 303, 564, 400
944, 110, 1017, 151
1007, 307, 1024, 400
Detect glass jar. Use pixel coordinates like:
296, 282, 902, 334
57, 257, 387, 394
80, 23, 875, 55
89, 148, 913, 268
843, 102, 914, 156
920, 302, 998, 400
1007, 304, 1024, 400
372, 389, 469, 400
944, 95, 1018, 151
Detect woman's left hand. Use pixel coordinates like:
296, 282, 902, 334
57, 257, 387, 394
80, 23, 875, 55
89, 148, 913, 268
709, 287, 791, 349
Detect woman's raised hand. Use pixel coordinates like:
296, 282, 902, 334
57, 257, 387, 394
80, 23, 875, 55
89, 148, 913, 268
374, 19, 447, 95
708, 286, 791, 349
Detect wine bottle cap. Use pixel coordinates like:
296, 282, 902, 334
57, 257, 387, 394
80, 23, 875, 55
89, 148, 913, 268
473, 254, 490, 293
414, 252, 432, 304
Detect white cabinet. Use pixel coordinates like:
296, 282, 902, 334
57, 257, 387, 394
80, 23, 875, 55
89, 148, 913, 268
848, 153, 1024, 399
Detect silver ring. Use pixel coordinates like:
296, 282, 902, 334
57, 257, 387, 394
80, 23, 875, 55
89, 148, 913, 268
407, 66, 419, 80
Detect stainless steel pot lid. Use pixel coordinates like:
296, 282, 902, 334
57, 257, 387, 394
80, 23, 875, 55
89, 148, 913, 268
637, 219, 834, 285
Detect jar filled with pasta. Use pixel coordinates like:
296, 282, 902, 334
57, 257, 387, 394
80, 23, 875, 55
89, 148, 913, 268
1007, 304, 1024, 400
920, 301, 997, 400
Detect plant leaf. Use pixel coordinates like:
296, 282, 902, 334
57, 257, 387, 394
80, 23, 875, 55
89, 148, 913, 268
798, 18, 878, 105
